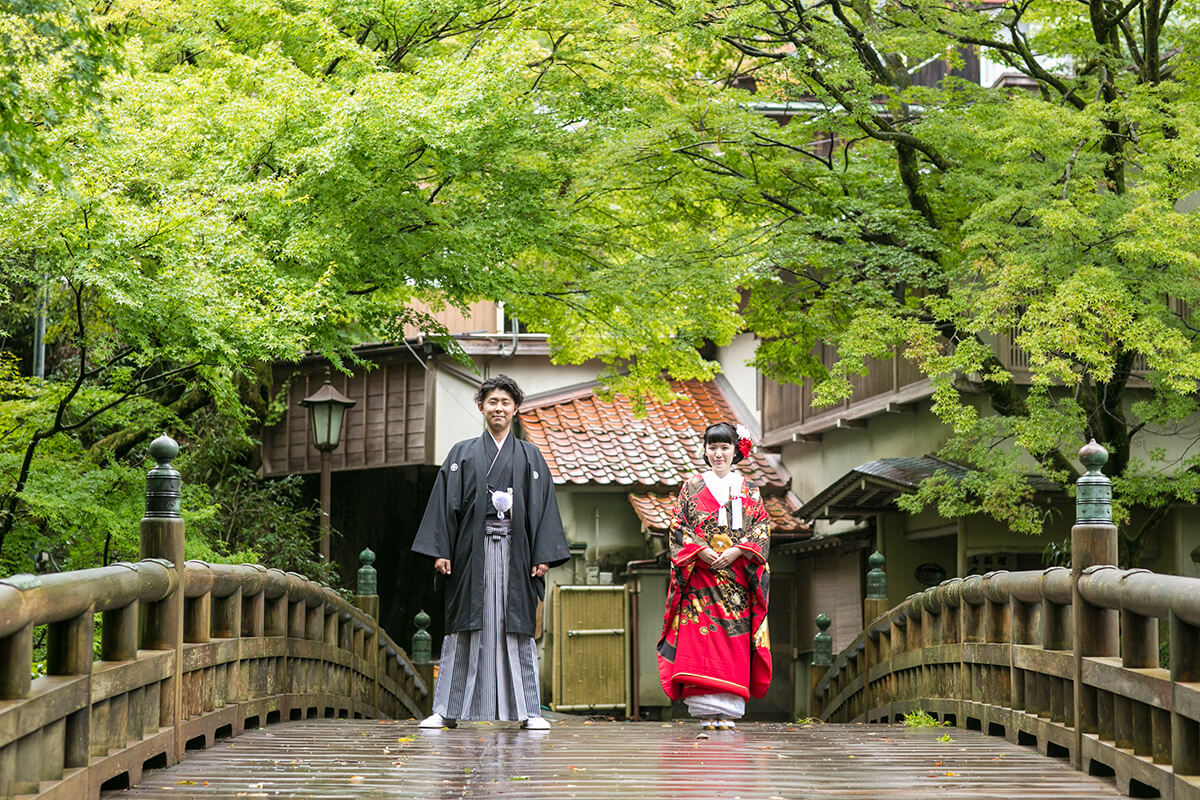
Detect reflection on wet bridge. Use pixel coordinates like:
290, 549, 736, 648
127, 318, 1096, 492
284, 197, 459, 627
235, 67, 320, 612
108, 717, 1123, 800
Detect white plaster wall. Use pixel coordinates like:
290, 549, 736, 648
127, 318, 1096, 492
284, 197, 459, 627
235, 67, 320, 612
779, 401, 951, 502
431, 353, 606, 463
568, 490, 649, 565
715, 333, 761, 425
476, 352, 604, 398
432, 366, 487, 464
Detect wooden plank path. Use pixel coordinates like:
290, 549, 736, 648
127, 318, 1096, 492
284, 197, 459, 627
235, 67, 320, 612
106, 718, 1126, 799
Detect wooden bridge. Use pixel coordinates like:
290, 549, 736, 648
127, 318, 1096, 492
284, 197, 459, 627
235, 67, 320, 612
1, 437, 1198, 799
106, 717, 1124, 800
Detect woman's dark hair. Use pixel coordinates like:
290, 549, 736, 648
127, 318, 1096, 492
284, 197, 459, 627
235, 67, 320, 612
703, 422, 744, 465
475, 374, 525, 407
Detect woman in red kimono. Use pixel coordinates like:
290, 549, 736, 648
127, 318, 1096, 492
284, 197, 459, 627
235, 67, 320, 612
658, 422, 771, 730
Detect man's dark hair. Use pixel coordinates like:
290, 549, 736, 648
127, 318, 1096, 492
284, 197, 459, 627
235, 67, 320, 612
703, 422, 744, 464
476, 374, 524, 406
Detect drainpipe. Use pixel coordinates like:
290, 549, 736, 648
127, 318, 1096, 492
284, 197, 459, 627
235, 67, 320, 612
497, 317, 519, 357
624, 550, 667, 722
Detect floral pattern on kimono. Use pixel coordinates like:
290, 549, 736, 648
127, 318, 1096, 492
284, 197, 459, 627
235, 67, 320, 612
657, 472, 772, 702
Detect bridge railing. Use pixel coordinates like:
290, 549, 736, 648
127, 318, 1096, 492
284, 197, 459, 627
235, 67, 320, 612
811, 441, 1200, 800
0, 436, 428, 800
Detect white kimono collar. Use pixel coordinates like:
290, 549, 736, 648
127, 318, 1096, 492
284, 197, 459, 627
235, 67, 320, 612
701, 470, 745, 530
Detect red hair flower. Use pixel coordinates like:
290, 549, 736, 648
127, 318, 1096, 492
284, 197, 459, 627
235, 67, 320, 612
735, 424, 753, 458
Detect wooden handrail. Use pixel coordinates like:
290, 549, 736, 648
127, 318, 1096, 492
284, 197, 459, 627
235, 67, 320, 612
811, 443, 1200, 799
0, 435, 427, 800
0, 560, 176, 637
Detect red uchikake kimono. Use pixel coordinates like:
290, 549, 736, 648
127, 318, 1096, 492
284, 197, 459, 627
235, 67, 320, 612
657, 472, 772, 705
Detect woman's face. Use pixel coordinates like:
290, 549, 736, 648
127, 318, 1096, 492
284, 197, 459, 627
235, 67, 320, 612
705, 441, 736, 476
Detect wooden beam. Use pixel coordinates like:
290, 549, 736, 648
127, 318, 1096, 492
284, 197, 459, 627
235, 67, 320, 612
885, 402, 917, 414
823, 506, 878, 519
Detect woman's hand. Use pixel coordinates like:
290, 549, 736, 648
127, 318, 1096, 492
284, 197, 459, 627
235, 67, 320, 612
697, 547, 719, 565
710, 546, 745, 570
434, 558, 452, 575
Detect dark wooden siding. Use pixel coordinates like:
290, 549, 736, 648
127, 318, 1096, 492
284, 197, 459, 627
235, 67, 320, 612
262, 354, 429, 477
761, 345, 926, 434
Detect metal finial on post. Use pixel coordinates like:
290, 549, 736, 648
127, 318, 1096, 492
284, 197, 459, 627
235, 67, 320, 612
354, 548, 380, 622
357, 548, 377, 596
1075, 439, 1112, 524
866, 551, 887, 599
144, 434, 181, 520
864, 551, 889, 626
813, 613, 833, 666
412, 610, 432, 664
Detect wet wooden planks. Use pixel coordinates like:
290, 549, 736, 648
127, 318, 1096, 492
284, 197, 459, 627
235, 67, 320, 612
108, 719, 1126, 799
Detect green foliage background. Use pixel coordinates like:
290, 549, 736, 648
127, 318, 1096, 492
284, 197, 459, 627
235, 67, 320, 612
4, 0, 1200, 577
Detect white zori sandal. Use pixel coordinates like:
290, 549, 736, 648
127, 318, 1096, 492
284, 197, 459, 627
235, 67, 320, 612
419, 713, 457, 729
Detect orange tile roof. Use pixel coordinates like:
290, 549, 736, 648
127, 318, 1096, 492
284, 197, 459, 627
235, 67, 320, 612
518, 379, 788, 491
629, 492, 809, 535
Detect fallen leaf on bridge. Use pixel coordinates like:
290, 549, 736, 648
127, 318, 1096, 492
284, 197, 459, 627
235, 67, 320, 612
349, 776, 365, 783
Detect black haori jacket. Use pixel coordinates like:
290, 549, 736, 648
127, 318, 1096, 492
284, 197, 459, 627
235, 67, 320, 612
412, 432, 570, 637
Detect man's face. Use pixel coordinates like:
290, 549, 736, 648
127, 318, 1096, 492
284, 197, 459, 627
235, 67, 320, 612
478, 389, 517, 436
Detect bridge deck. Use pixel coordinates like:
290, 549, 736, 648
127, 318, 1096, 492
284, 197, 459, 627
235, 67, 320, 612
108, 718, 1124, 799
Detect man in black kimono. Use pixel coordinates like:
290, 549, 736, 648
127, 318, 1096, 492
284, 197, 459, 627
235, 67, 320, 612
412, 374, 569, 730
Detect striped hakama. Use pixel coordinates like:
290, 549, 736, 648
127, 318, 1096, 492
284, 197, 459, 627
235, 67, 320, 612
432, 518, 543, 721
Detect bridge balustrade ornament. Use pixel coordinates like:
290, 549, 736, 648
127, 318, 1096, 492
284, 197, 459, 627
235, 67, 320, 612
812, 440, 1200, 800
812, 613, 833, 667
411, 609, 432, 665
358, 547, 377, 596
866, 551, 887, 600
1075, 438, 1112, 525
0, 437, 426, 800
143, 434, 182, 519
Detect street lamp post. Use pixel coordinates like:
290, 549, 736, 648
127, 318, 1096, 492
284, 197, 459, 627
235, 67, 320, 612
299, 368, 357, 561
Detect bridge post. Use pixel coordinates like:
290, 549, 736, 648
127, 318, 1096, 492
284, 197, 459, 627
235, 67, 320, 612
412, 611, 434, 716
139, 434, 186, 765
1070, 439, 1118, 771
863, 552, 888, 626
861, 553, 888, 722
354, 549, 380, 716
810, 613, 832, 719
355, 548, 379, 622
